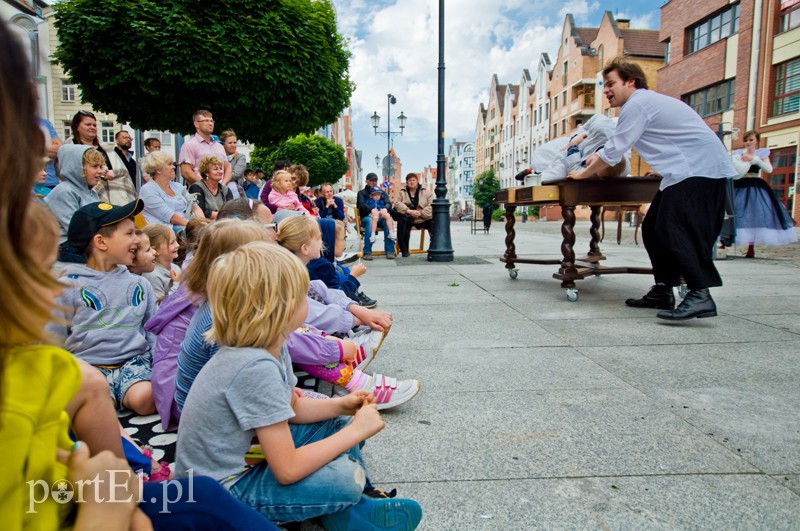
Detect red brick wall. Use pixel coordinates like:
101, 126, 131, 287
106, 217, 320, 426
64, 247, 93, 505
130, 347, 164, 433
659, 0, 730, 63
658, 0, 754, 134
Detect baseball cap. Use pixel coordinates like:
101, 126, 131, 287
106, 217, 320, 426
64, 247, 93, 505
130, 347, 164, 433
365, 173, 378, 182
58, 199, 144, 263
369, 186, 382, 194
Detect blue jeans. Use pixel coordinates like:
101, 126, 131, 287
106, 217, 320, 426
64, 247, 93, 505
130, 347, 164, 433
141, 476, 277, 530
229, 417, 367, 524
362, 216, 393, 254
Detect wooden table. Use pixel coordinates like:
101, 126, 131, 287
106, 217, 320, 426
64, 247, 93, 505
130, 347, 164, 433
495, 176, 661, 301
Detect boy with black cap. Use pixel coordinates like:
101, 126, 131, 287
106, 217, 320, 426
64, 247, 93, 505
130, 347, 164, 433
47, 199, 158, 415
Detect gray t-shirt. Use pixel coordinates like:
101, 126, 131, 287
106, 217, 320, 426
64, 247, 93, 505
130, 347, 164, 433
175, 344, 298, 487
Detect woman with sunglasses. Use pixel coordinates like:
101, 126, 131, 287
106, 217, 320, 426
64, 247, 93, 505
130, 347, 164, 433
65, 110, 114, 181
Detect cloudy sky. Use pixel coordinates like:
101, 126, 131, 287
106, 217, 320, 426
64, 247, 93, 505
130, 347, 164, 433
331, 0, 663, 182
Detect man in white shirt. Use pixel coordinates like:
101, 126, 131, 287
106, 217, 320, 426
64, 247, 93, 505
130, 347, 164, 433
569, 57, 738, 321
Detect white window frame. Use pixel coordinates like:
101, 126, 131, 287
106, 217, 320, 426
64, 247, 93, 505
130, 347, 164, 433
61, 79, 76, 102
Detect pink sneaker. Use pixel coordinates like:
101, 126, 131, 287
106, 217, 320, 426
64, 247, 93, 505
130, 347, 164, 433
368, 373, 420, 411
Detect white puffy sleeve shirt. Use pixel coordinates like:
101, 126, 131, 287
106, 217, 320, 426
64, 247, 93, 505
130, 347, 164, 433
597, 89, 738, 190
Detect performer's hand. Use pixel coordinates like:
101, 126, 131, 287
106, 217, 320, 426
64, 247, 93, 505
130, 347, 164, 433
741, 152, 753, 162
644, 170, 663, 178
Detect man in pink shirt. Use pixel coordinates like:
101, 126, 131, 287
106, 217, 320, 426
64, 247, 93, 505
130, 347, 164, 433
178, 109, 232, 185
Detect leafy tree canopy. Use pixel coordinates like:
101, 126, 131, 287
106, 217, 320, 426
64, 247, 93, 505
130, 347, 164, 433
53, 0, 354, 145
472, 169, 500, 208
250, 133, 348, 187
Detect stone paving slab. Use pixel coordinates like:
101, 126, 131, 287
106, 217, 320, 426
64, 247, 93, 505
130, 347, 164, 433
532, 316, 799, 347
364, 389, 757, 483
391, 474, 800, 530
372, 346, 629, 393
384, 304, 566, 349
336, 222, 799, 529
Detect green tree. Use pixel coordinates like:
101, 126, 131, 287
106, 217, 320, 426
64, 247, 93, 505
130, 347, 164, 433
250, 134, 348, 187
53, 0, 353, 146
472, 169, 500, 208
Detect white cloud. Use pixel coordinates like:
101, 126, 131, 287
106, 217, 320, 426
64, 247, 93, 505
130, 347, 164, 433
332, 0, 655, 176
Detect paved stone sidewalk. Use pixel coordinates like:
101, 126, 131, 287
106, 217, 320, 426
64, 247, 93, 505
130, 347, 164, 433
348, 220, 799, 530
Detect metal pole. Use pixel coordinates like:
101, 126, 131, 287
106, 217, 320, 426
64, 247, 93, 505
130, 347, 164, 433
427, 0, 454, 261
387, 94, 392, 177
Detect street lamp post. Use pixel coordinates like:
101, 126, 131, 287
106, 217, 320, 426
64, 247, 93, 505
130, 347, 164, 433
427, 0, 454, 261
371, 94, 407, 181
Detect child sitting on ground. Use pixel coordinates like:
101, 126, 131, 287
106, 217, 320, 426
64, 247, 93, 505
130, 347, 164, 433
48, 199, 157, 416
366, 186, 396, 242
181, 217, 211, 271
127, 229, 157, 275
241, 168, 264, 200
175, 241, 423, 528
277, 215, 420, 410
308, 218, 377, 308
142, 223, 181, 301
45, 145, 102, 243
268, 169, 307, 213
173, 220, 409, 418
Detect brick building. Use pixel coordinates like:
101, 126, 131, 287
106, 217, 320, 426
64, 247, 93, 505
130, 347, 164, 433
659, 0, 799, 220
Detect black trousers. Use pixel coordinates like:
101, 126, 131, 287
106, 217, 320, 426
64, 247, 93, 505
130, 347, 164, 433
642, 177, 727, 290
394, 213, 432, 254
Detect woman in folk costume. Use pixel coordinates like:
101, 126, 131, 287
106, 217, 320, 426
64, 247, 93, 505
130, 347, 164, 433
730, 131, 796, 258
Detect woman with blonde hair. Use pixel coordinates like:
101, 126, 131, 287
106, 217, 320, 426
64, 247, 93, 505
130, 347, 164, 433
189, 155, 232, 220
139, 150, 204, 227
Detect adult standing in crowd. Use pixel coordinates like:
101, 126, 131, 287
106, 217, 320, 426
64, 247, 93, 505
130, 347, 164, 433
38, 117, 62, 190
137, 137, 161, 181
568, 57, 738, 321
221, 129, 247, 188
392, 172, 433, 258
65, 110, 113, 178
140, 151, 204, 228
178, 109, 231, 185
98, 130, 138, 205
315, 182, 345, 220
357, 173, 395, 260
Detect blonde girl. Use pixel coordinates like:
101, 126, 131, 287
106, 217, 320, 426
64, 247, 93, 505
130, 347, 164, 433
142, 223, 181, 300
175, 242, 423, 528
172, 219, 273, 416
268, 169, 306, 212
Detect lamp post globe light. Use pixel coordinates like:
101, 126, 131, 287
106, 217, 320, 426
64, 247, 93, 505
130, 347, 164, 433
371, 94, 407, 180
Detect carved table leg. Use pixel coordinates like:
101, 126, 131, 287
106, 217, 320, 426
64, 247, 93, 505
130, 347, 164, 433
588, 206, 603, 259
503, 204, 517, 269
559, 206, 577, 287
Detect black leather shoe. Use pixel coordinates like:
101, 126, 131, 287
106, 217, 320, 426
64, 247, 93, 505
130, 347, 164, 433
657, 289, 717, 320
625, 285, 675, 310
